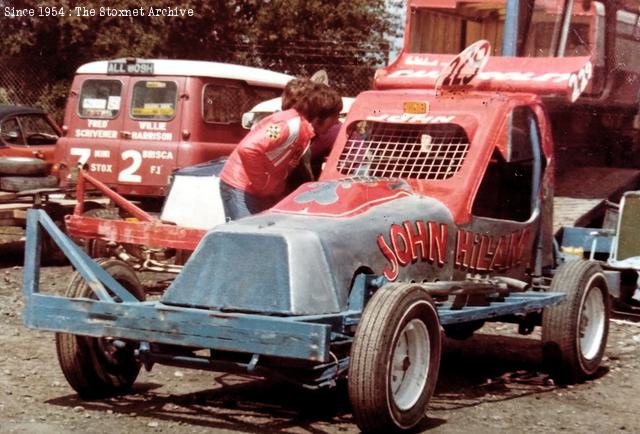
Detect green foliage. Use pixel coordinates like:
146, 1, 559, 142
1, 0, 397, 112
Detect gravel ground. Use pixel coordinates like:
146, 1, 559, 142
1, 233, 639, 434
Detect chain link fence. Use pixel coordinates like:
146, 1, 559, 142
0, 58, 69, 122
0, 41, 390, 122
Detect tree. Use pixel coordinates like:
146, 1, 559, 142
0, 0, 397, 117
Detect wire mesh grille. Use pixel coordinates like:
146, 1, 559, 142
337, 122, 470, 180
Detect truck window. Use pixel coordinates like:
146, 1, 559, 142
336, 121, 469, 180
202, 84, 281, 124
130, 81, 178, 121
408, 0, 595, 57
615, 8, 640, 72
472, 106, 544, 221
78, 79, 123, 119
521, 3, 593, 57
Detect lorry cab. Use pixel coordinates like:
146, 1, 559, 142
403, 0, 640, 110
56, 58, 293, 197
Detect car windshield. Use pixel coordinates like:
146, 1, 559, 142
336, 121, 469, 180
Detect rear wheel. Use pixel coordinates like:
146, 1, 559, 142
55, 258, 144, 399
542, 260, 610, 383
348, 283, 441, 433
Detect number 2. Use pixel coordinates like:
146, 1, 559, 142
118, 150, 142, 183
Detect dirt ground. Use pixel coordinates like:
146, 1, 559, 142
1, 230, 639, 434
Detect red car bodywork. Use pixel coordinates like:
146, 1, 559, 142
66, 47, 589, 275
0, 105, 61, 170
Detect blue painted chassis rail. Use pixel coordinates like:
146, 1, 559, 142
23, 209, 565, 366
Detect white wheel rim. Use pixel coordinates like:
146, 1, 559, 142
579, 285, 606, 360
390, 318, 430, 411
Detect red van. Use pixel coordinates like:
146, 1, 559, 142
55, 58, 294, 197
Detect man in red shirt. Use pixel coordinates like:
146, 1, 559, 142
220, 81, 342, 220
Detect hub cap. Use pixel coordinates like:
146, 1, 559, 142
579, 285, 605, 360
390, 318, 430, 410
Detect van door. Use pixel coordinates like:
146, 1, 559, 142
67, 76, 129, 186
118, 77, 184, 195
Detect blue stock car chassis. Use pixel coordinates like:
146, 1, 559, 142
22, 207, 610, 433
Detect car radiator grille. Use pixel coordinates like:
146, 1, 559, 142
337, 122, 469, 180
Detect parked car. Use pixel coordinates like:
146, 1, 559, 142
0, 105, 61, 192
0, 105, 61, 167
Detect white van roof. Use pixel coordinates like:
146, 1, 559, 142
250, 96, 355, 115
76, 58, 294, 88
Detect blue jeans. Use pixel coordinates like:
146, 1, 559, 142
219, 180, 269, 221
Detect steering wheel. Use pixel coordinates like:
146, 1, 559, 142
26, 133, 51, 144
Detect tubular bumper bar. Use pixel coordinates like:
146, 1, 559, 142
23, 209, 331, 362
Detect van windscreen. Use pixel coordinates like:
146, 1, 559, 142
78, 79, 123, 119
131, 81, 178, 121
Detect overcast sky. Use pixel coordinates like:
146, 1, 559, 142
386, 0, 407, 59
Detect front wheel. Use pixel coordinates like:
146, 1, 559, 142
542, 260, 610, 383
55, 258, 144, 399
348, 283, 442, 433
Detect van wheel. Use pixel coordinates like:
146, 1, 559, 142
348, 283, 441, 433
55, 258, 144, 399
542, 260, 610, 383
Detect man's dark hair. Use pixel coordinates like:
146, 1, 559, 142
294, 83, 342, 121
281, 78, 315, 111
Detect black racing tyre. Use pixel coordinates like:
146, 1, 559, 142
0, 175, 57, 192
443, 320, 485, 340
82, 207, 121, 258
348, 283, 442, 433
55, 258, 144, 399
542, 260, 610, 383
0, 157, 47, 176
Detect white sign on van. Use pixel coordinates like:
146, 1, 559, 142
75, 129, 118, 138
88, 119, 108, 128
131, 131, 173, 141
83, 98, 107, 109
107, 96, 121, 110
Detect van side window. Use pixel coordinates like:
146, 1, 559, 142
131, 81, 178, 121
202, 84, 281, 124
78, 80, 122, 119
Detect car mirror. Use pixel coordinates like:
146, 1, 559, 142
241, 112, 255, 130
